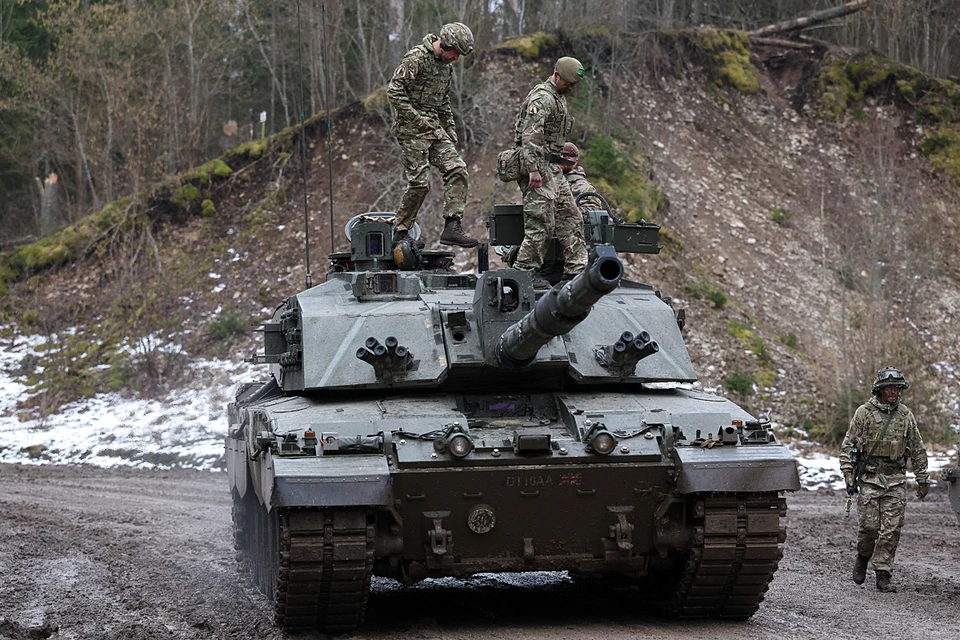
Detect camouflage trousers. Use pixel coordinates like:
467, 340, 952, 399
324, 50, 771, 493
394, 136, 468, 231
514, 164, 588, 274
856, 482, 907, 573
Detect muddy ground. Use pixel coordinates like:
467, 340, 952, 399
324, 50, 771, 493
0, 463, 956, 640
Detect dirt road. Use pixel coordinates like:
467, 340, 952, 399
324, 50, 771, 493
0, 463, 956, 640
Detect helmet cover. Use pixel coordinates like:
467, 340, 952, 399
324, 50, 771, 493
555, 57, 585, 83
872, 367, 909, 395
439, 22, 474, 55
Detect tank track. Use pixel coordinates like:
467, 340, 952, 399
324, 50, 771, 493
275, 508, 375, 633
669, 492, 786, 619
231, 489, 375, 633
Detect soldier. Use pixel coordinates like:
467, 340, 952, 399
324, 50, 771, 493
839, 367, 929, 593
512, 57, 589, 289
387, 22, 478, 249
560, 142, 605, 213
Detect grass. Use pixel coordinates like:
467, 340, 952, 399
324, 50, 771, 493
724, 370, 756, 396
209, 310, 247, 340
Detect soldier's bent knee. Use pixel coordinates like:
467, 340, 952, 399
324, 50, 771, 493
443, 165, 467, 181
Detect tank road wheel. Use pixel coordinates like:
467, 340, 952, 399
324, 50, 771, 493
647, 492, 786, 619
274, 508, 376, 633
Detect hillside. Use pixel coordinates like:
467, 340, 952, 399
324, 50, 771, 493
2, 30, 960, 450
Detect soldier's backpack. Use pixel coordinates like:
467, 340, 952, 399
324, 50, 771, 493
496, 147, 522, 182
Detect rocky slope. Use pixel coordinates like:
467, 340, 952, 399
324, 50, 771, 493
2, 32, 959, 449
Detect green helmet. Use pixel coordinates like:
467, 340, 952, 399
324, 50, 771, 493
439, 22, 474, 55
555, 56, 585, 83
872, 367, 909, 395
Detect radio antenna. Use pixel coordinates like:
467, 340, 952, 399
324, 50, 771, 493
321, 3, 336, 255
295, 0, 312, 288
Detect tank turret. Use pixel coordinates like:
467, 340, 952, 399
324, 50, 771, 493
226, 208, 800, 633
496, 246, 623, 366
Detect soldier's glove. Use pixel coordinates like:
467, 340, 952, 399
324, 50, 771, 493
843, 470, 853, 487
916, 483, 929, 499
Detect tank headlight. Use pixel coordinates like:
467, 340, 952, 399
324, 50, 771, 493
584, 423, 617, 455
448, 433, 474, 457
590, 431, 616, 455
434, 422, 473, 458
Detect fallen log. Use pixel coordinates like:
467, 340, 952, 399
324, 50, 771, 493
750, 37, 817, 50
748, 0, 870, 38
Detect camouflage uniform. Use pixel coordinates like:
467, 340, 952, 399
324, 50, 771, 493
512, 78, 587, 275
839, 396, 928, 574
387, 33, 466, 232
564, 166, 604, 213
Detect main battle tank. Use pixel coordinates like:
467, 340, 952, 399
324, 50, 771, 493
226, 205, 800, 632
945, 433, 960, 525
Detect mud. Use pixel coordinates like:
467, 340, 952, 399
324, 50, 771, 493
0, 463, 956, 640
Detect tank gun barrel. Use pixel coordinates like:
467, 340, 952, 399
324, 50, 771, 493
496, 246, 623, 366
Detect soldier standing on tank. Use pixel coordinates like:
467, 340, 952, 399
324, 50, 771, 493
512, 57, 589, 289
839, 367, 929, 593
560, 142, 605, 213
387, 22, 478, 249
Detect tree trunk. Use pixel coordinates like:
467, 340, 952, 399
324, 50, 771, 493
38, 174, 61, 236
748, 0, 871, 38
388, 0, 404, 63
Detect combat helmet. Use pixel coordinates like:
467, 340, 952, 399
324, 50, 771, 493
439, 22, 474, 55
872, 367, 910, 395
555, 56, 585, 83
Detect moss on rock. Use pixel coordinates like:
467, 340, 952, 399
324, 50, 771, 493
188, 158, 232, 185
201, 199, 216, 218
699, 28, 758, 94
818, 53, 960, 183
919, 126, 960, 183
497, 31, 557, 59
362, 87, 389, 113
232, 140, 266, 160
172, 184, 200, 208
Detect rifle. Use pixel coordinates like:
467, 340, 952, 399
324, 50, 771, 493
845, 443, 860, 518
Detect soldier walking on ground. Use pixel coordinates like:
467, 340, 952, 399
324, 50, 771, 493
839, 367, 929, 593
560, 142, 605, 213
512, 57, 588, 289
387, 22, 478, 249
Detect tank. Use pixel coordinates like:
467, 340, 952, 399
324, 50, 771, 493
225, 206, 801, 632
945, 433, 960, 525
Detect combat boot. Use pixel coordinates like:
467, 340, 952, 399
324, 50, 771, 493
876, 570, 897, 593
393, 229, 424, 249
529, 274, 551, 291
439, 218, 478, 248
852, 554, 869, 585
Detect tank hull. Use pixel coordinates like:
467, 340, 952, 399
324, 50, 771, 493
946, 435, 960, 525
227, 388, 798, 631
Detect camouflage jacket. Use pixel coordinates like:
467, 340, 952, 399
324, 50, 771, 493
387, 34, 456, 140
565, 166, 604, 211
513, 77, 573, 175
839, 397, 929, 489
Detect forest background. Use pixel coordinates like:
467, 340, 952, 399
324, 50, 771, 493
2, 0, 959, 243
